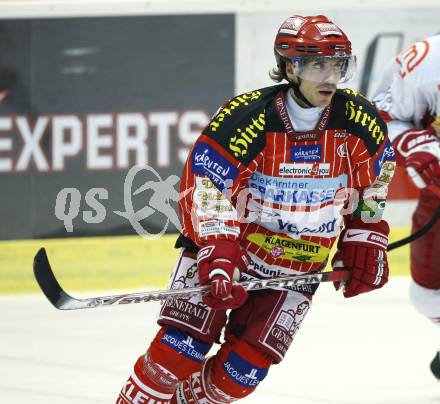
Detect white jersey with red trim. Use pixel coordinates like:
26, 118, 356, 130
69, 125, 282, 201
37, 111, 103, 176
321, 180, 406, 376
373, 35, 440, 141
177, 84, 393, 274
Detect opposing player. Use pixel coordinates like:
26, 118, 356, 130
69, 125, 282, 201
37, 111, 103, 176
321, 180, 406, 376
118, 15, 394, 403
373, 35, 440, 378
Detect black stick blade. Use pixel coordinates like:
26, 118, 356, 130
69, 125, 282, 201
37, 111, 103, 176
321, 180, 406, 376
33, 248, 72, 309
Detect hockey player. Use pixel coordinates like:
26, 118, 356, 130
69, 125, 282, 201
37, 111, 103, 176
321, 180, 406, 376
118, 15, 394, 403
373, 35, 440, 378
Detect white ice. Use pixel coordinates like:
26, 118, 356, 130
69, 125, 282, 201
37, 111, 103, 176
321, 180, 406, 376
1, 277, 439, 404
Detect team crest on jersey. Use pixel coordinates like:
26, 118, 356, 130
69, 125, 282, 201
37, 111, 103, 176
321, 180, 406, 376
337, 143, 347, 157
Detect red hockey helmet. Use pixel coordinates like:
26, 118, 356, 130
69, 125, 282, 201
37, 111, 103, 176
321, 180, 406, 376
274, 15, 356, 83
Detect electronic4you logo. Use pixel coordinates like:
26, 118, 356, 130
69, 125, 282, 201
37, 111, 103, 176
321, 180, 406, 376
279, 163, 331, 176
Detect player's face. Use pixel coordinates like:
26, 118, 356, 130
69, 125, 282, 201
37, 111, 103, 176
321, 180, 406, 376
299, 59, 342, 107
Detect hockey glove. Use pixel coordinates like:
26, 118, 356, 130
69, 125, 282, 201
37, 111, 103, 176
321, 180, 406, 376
393, 128, 440, 188
332, 219, 389, 298
197, 240, 249, 310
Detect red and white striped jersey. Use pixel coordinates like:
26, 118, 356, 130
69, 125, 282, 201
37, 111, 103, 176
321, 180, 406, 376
178, 84, 393, 273
373, 35, 440, 141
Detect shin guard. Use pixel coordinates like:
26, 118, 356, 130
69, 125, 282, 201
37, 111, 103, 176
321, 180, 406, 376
118, 326, 212, 403
172, 338, 272, 403
117, 351, 178, 403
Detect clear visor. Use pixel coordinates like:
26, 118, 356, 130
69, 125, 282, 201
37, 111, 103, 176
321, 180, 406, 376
291, 55, 357, 84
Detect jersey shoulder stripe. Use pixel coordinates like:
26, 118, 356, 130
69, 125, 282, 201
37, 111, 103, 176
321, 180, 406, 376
329, 88, 388, 156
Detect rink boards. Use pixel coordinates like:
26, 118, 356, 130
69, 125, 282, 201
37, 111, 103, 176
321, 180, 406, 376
0, 226, 412, 295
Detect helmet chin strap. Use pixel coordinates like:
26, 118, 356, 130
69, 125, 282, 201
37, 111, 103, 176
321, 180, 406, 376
290, 79, 315, 108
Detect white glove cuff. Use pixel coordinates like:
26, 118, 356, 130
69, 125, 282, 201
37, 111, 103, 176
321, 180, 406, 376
209, 268, 230, 280
342, 229, 388, 248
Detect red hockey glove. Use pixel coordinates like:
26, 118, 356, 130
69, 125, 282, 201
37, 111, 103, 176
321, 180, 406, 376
197, 240, 249, 310
332, 219, 389, 298
393, 128, 440, 188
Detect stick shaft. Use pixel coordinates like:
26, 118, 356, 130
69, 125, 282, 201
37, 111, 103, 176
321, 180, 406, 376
33, 248, 350, 310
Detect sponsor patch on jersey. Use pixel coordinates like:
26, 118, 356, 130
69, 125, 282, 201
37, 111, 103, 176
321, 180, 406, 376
248, 172, 347, 206
191, 142, 239, 191
344, 88, 386, 149
229, 111, 266, 158
263, 301, 310, 358
249, 185, 338, 206
198, 219, 240, 237
194, 177, 236, 220
290, 144, 322, 162
371, 161, 395, 188
223, 351, 268, 387
249, 202, 343, 239
279, 163, 330, 176
247, 254, 284, 278
161, 296, 210, 329
276, 217, 340, 238
161, 326, 210, 363
246, 233, 330, 262
333, 132, 348, 139
208, 90, 263, 133
374, 139, 396, 176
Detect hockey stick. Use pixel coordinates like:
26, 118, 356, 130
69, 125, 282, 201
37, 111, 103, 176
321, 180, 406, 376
387, 206, 440, 251
33, 248, 350, 310
387, 184, 440, 251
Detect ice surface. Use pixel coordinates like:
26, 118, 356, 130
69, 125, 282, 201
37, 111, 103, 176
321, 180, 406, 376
1, 277, 438, 403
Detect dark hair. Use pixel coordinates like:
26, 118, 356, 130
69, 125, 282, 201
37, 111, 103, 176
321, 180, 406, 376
269, 65, 284, 82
